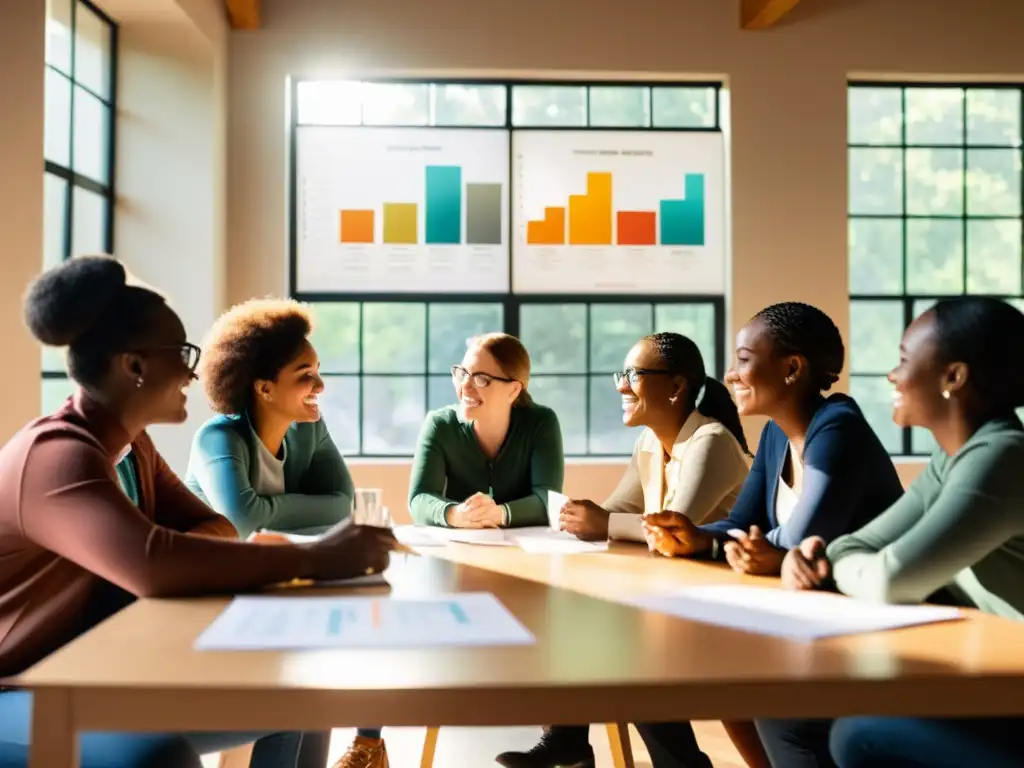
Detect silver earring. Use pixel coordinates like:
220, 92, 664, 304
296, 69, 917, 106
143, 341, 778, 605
942, 390, 951, 400
784, 375, 795, 385
135, 377, 144, 388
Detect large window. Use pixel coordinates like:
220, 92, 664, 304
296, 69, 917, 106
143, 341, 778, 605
41, 0, 117, 410
848, 83, 1023, 455
293, 81, 725, 457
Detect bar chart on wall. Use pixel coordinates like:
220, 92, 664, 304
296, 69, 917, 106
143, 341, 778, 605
295, 127, 510, 293
512, 130, 726, 294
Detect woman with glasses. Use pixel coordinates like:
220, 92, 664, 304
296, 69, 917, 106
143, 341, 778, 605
497, 331, 752, 768
0, 257, 395, 768
409, 332, 564, 528
185, 298, 392, 768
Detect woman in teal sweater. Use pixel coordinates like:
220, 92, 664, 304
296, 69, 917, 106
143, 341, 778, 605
184, 299, 385, 768
765, 297, 1024, 768
185, 299, 354, 539
409, 333, 564, 528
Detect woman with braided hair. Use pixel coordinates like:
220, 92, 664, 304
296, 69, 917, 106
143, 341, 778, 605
644, 302, 902, 576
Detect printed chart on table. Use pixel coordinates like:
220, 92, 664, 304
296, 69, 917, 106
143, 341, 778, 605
195, 592, 535, 650
295, 127, 510, 293
512, 130, 726, 294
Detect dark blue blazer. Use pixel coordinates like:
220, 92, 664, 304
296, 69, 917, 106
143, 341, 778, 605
702, 394, 903, 552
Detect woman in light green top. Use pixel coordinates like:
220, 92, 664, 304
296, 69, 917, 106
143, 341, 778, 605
761, 297, 1024, 768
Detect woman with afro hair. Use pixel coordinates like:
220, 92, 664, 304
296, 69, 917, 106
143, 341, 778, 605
185, 298, 390, 768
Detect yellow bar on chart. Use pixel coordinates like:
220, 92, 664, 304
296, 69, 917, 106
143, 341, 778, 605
383, 203, 418, 244
568, 172, 612, 245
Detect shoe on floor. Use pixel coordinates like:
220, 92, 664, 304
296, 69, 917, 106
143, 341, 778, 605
495, 729, 595, 767
332, 735, 390, 768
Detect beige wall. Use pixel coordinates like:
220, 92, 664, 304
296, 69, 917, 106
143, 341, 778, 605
0, 1, 45, 440
225, 0, 1024, 501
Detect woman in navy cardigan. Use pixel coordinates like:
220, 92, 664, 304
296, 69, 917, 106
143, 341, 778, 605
644, 302, 903, 575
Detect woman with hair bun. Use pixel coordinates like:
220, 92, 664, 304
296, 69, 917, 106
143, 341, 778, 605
0, 256, 396, 767
644, 302, 902, 576
409, 333, 564, 528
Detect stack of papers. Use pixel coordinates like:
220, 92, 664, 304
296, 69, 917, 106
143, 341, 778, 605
196, 592, 535, 650
629, 585, 963, 640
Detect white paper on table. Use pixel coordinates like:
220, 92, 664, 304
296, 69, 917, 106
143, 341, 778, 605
433, 528, 516, 546
195, 592, 535, 651
508, 526, 609, 554
392, 525, 448, 547
547, 491, 569, 530
628, 585, 963, 641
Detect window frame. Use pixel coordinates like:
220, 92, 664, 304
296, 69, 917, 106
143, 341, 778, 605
289, 78, 726, 458
42, 0, 119, 396
848, 81, 1024, 456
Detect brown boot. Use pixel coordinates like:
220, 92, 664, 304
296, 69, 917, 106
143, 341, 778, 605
332, 735, 390, 768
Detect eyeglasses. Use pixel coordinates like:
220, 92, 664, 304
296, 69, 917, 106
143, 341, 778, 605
613, 367, 675, 388
137, 342, 202, 373
451, 365, 516, 389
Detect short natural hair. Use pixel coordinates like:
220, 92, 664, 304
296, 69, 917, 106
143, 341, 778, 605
469, 333, 533, 407
198, 298, 313, 414
931, 297, 1024, 419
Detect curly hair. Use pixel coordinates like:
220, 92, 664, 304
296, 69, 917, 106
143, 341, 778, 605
753, 302, 845, 393
198, 298, 313, 414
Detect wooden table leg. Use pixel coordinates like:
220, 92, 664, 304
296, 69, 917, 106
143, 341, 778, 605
606, 723, 635, 768
29, 689, 78, 768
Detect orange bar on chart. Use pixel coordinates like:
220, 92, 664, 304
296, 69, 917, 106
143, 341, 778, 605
526, 207, 566, 245
568, 172, 612, 245
616, 211, 656, 246
340, 209, 375, 243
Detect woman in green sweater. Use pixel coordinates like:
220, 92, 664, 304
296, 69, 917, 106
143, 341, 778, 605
409, 333, 564, 528
763, 297, 1024, 768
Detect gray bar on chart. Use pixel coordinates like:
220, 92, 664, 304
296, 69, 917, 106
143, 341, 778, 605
466, 183, 502, 245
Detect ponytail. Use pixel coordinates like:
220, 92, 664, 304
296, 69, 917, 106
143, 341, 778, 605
696, 377, 750, 455
514, 388, 534, 407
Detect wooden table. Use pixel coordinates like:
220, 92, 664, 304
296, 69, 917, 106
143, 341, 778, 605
19, 549, 1024, 768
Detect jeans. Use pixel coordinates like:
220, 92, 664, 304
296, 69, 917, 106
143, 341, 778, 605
830, 716, 1024, 768
757, 715, 1024, 768
550, 723, 713, 768
0, 691, 330, 768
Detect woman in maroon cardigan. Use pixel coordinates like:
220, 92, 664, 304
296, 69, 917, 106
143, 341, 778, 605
0, 256, 397, 768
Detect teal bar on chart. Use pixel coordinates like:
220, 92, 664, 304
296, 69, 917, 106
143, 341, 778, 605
659, 174, 706, 246
425, 165, 462, 245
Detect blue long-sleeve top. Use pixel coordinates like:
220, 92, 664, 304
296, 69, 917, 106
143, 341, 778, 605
184, 413, 354, 539
701, 394, 903, 554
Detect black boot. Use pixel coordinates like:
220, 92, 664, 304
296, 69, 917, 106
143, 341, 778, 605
495, 726, 595, 768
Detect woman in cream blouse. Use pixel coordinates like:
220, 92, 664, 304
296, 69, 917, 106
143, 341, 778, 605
497, 332, 753, 768
557, 331, 751, 543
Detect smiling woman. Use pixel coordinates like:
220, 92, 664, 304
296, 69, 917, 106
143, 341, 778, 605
184, 298, 355, 540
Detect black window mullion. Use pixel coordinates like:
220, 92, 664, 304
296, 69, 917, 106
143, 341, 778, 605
584, 303, 592, 452
424, 302, 431, 415
961, 87, 968, 295
357, 302, 365, 455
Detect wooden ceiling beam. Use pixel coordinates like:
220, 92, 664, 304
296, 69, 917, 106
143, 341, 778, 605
225, 0, 260, 30
740, 0, 801, 29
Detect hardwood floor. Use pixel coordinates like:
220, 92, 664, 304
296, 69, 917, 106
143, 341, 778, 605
207, 721, 747, 767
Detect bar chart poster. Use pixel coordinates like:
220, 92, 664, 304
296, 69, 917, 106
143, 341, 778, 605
296, 127, 510, 293
512, 131, 725, 294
